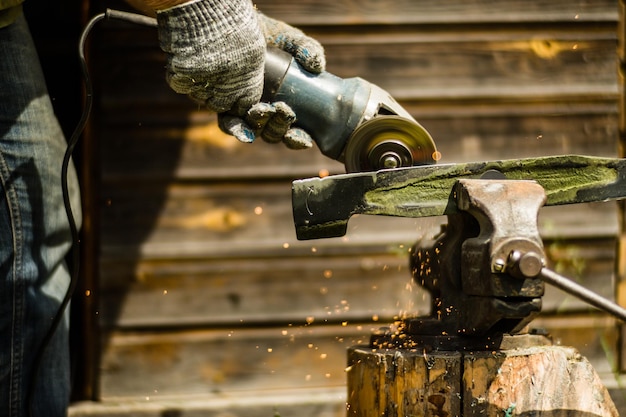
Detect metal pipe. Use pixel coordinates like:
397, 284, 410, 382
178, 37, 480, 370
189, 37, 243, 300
539, 268, 626, 322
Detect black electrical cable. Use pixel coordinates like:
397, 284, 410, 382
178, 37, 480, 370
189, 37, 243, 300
27, 10, 157, 416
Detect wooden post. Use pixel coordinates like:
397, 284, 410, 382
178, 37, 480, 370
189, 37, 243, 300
346, 347, 462, 417
617, 0, 626, 373
346, 337, 618, 417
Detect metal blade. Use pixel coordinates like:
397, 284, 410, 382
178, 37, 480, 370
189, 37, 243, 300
292, 155, 626, 240
343, 116, 437, 172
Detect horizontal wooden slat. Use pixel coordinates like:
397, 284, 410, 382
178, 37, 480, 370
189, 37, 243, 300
98, 118, 345, 182
95, 238, 616, 329
96, 28, 617, 107
96, 315, 620, 400
96, 196, 617, 329
97, 254, 424, 329
426, 110, 619, 165
97, 109, 618, 181
70, 387, 347, 417
98, 180, 618, 258
98, 181, 438, 259
98, 324, 370, 398
321, 32, 617, 102
253, 0, 618, 26
105, 0, 619, 27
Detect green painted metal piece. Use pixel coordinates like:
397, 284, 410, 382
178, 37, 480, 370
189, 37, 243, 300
292, 155, 626, 240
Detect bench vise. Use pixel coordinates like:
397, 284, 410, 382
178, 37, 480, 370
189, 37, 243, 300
292, 155, 626, 350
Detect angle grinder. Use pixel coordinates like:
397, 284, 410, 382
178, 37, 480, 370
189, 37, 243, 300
263, 48, 437, 173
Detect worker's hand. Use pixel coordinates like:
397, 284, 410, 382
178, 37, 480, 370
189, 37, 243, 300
155, 0, 325, 149
155, 0, 265, 115
218, 12, 326, 149
258, 13, 326, 74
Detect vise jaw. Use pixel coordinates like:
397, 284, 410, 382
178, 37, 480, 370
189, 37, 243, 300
398, 179, 546, 350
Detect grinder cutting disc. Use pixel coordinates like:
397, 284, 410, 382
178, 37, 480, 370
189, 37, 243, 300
343, 116, 437, 173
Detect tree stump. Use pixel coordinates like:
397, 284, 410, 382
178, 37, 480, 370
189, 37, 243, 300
346, 339, 618, 417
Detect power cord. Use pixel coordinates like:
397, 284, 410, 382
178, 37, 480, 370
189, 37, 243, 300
27, 9, 157, 416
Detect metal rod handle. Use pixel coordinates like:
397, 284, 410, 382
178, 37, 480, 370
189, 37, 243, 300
539, 267, 626, 322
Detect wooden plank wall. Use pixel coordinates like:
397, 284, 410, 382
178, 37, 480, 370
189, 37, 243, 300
75, 0, 624, 413
617, 0, 626, 375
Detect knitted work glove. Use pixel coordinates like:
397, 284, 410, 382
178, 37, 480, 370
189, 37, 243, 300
157, 0, 325, 149
219, 12, 326, 149
156, 0, 265, 115
258, 12, 326, 74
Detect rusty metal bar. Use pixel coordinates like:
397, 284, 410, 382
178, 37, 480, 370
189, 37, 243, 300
539, 268, 626, 323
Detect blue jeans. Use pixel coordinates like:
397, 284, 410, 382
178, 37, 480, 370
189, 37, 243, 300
0, 12, 81, 417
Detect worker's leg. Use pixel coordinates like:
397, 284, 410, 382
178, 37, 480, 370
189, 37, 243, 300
0, 11, 81, 417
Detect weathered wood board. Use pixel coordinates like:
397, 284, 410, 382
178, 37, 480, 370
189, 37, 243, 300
70, 387, 347, 417
96, 234, 617, 329
99, 324, 368, 398
98, 253, 424, 329
98, 109, 618, 181
253, 0, 618, 25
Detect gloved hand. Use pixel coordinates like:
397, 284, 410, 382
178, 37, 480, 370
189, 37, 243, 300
155, 0, 326, 149
220, 12, 326, 149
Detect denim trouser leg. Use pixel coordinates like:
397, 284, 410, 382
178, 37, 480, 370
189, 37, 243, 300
0, 13, 81, 417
